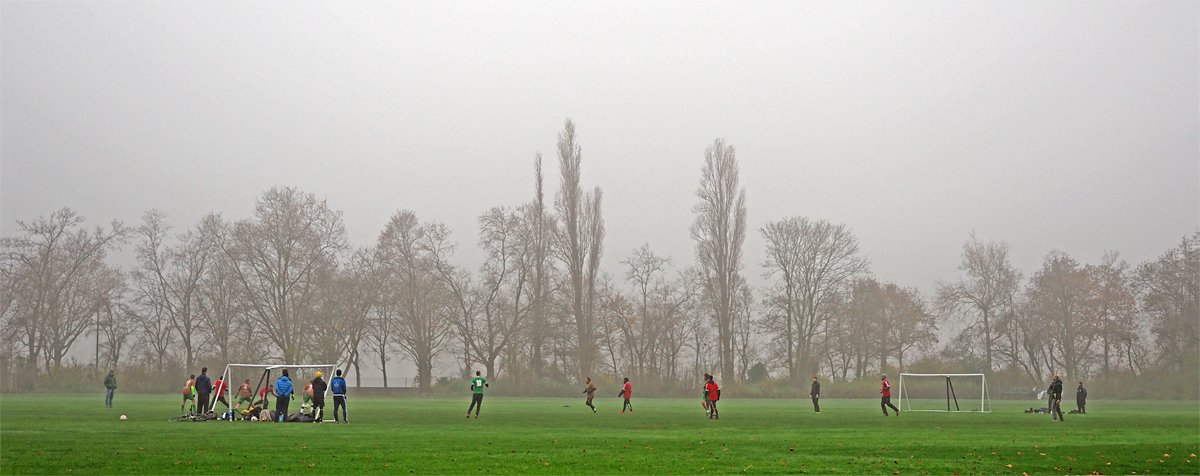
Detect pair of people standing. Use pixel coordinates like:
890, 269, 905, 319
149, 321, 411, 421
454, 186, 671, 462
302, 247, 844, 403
180, 367, 215, 414
271, 370, 328, 422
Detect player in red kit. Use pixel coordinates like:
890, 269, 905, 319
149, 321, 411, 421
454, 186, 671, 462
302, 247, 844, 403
619, 378, 633, 413
881, 374, 900, 416
705, 375, 720, 419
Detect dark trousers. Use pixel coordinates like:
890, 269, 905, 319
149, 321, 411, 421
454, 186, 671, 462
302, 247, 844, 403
585, 397, 595, 411
311, 396, 325, 421
622, 398, 633, 412
468, 393, 484, 415
1051, 399, 1064, 421
105, 388, 115, 407
708, 400, 718, 418
812, 396, 820, 412
333, 395, 347, 422
1076, 400, 1085, 413
215, 395, 229, 410
882, 395, 899, 415
276, 396, 290, 422
198, 393, 211, 413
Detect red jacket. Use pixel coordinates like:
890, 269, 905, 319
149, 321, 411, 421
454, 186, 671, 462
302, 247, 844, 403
705, 382, 720, 401
881, 380, 891, 397
623, 382, 632, 398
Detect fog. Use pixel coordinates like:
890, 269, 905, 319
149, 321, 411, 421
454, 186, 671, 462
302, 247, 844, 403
2, 2, 1197, 388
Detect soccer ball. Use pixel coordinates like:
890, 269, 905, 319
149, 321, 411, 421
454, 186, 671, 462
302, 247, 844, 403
251, 416, 258, 421
120, 415, 127, 421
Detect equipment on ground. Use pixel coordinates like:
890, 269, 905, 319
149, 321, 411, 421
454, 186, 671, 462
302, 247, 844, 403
120, 415, 127, 421
897, 373, 992, 413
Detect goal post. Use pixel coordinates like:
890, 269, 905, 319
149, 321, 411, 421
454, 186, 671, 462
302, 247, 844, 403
897, 373, 991, 413
219, 363, 337, 421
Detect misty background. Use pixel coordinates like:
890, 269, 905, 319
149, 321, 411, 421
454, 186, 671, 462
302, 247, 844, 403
2, 2, 1196, 393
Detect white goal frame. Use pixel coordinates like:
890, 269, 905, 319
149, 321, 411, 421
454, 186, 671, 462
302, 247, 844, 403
219, 363, 336, 421
897, 373, 992, 413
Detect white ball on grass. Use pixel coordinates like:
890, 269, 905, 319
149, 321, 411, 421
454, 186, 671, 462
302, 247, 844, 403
251, 416, 258, 421
120, 415, 127, 421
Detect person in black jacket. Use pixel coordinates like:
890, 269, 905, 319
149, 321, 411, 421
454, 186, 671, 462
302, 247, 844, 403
195, 368, 213, 414
810, 376, 821, 413
1076, 382, 1087, 414
310, 372, 327, 422
1048, 375, 1064, 422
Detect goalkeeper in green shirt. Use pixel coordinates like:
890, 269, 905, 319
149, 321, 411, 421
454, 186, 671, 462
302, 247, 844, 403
466, 370, 488, 418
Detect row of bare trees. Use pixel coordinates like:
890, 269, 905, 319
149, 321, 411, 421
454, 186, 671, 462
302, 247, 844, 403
938, 234, 1198, 385
3, 120, 1196, 395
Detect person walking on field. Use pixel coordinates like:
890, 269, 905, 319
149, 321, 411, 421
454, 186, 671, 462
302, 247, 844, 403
619, 378, 633, 413
275, 369, 294, 422
181, 375, 197, 414
467, 371, 487, 418
583, 377, 597, 413
1049, 374, 1065, 422
310, 371, 327, 422
810, 376, 821, 413
195, 367, 213, 414
705, 375, 720, 419
104, 370, 117, 408
1076, 382, 1087, 414
331, 369, 349, 423
880, 374, 900, 416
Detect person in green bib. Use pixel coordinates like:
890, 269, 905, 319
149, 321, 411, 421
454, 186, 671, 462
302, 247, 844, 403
466, 370, 488, 418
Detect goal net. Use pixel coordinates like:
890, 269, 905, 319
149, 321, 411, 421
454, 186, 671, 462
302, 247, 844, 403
218, 363, 336, 420
897, 373, 992, 413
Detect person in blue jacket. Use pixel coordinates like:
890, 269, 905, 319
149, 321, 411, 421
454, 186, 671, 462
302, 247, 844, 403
275, 369, 294, 422
331, 369, 348, 424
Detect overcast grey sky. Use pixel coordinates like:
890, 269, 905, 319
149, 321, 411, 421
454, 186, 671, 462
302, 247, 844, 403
4, 1, 1197, 297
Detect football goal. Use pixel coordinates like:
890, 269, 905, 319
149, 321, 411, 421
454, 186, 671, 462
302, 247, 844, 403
218, 363, 336, 420
896, 373, 992, 413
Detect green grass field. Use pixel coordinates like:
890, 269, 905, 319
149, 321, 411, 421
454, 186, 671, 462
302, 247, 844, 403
2, 395, 1197, 475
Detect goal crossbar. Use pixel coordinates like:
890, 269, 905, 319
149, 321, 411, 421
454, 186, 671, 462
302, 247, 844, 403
897, 373, 992, 413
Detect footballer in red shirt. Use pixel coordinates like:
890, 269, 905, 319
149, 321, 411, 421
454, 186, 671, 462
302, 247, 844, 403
881, 374, 900, 416
705, 376, 720, 419
619, 378, 633, 413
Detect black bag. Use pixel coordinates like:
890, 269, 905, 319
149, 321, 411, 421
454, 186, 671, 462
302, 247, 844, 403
285, 413, 314, 423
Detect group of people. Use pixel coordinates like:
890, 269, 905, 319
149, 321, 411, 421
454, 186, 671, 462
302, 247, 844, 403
173, 367, 350, 423
1044, 374, 1088, 422
104, 367, 1090, 422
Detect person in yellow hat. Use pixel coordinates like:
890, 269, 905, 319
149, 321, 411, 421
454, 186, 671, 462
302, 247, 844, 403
310, 371, 327, 422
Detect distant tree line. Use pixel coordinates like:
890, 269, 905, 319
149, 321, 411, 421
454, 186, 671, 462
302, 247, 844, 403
2, 119, 1196, 398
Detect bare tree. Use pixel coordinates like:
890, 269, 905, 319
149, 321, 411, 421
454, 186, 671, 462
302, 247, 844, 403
1135, 231, 1199, 372
132, 210, 212, 371
377, 210, 453, 391
195, 215, 244, 365
96, 296, 134, 371
691, 138, 747, 381
527, 154, 555, 379
1087, 251, 1137, 374
0, 208, 127, 378
554, 119, 604, 379
883, 283, 937, 372
440, 207, 534, 379
219, 187, 348, 364
1027, 251, 1097, 379
760, 217, 867, 380
936, 234, 1021, 372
